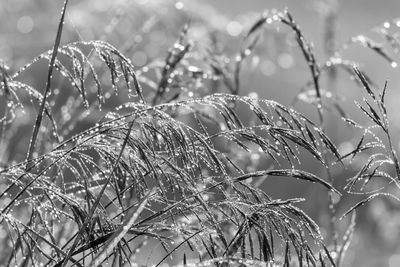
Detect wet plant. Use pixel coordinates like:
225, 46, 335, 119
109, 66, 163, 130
1, 1, 400, 266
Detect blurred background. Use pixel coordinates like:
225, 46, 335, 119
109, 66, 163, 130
1, 0, 400, 266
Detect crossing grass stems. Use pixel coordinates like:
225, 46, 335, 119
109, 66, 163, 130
0, 1, 400, 266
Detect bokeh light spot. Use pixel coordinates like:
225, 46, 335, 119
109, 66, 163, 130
260, 60, 276, 76
383, 21, 391, 29
226, 21, 242, 36
338, 141, 354, 156
277, 53, 294, 69
17, 15, 34, 34
175, 1, 184, 10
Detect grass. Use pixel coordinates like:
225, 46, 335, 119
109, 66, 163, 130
1, 1, 400, 266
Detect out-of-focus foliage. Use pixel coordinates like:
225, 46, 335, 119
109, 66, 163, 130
1, 0, 400, 266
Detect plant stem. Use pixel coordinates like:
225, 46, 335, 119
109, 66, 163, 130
26, 0, 69, 169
